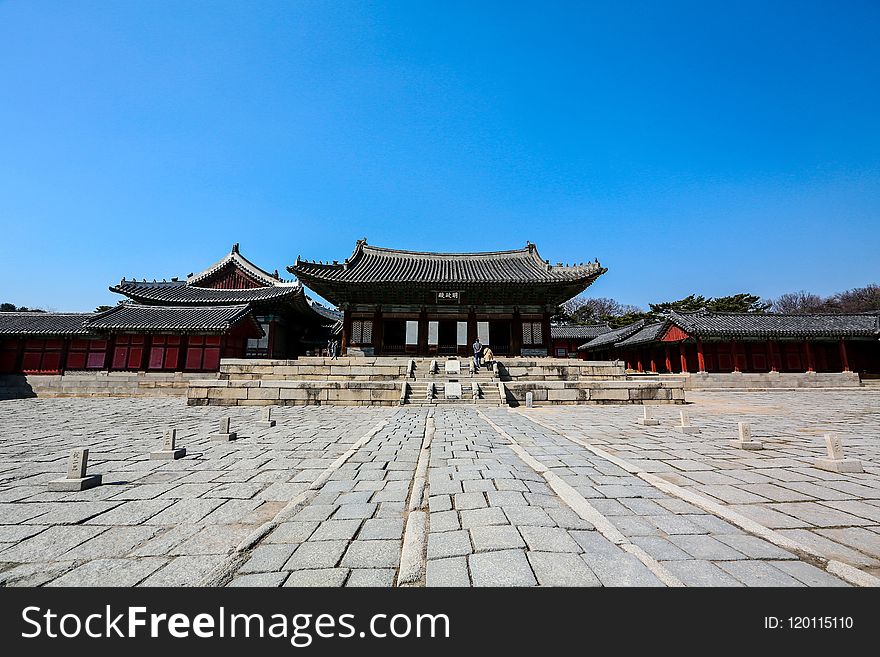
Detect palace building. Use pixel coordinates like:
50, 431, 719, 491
0, 245, 338, 375
579, 311, 880, 375
291, 240, 606, 357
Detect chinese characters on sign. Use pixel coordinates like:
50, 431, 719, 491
435, 291, 461, 303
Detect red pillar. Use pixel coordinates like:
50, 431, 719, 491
839, 339, 850, 372
664, 346, 672, 373
730, 340, 740, 372
679, 343, 688, 373
636, 351, 643, 372
59, 338, 70, 375
696, 339, 706, 372
372, 309, 383, 355
804, 340, 815, 372
511, 309, 522, 356
341, 308, 352, 355
650, 352, 657, 373
769, 341, 779, 372
541, 312, 552, 357
418, 308, 428, 356
467, 308, 477, 352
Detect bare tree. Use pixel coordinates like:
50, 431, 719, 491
560, 296, 642, 324
770, 291, 827, 314
826, 284, 880, 313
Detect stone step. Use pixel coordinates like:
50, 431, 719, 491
403, 380, 504, 406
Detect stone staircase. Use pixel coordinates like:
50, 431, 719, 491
402, 380, 506, 406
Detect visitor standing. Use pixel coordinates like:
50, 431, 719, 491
482, 345, 494, 370
472, 337, 483, 370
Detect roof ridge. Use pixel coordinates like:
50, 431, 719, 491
187, 245, 287, 286
362, 244, 534, 258
0, 311, 93, 315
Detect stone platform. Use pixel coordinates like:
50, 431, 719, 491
667, 371, 864, 390
189, 357, 685, 407
0, 372, 204, 400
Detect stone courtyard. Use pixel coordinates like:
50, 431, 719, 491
0, 390, 877, 587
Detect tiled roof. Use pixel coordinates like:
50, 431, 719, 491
614, 322, 667, 347
188, 243, 288, 286
308, 298, 343, 322
668, 311, 880, 339
579, 320, 646, 350
0, 312, 94, 336
551, 323, 612, 340
111, 280, 303, 305
86, 304, 263, 334
291, 240, 605, 285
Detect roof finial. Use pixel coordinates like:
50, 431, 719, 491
232, 242, 240, 254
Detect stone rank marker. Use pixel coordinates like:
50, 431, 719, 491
445, 359, 461, 375
210, 417, 237, 442
150, 428, 186, 460
730, 422, 763, 450
256, 406, 276, 428
48, 448, 102, 492
814, 433, 864, 473
676, 410, 700, 434
525, 391, 534, 408
637, 405, 660, 426
445, 382, 462, 399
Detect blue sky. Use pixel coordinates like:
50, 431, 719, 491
1, 0, 878, 311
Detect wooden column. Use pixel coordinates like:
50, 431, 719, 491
341, 308, 352, 355
511, 309, 522, 356
370, 309, 382, 355
679, 343, 688, 373
418, 308, 428, 356
650, 352, 657, 373
804, 340, 815, 372
664, 346, 672, 373
730, 340, 740, 372
59, 338, 70, 375
696, 338, 706, 372
769, 340, 779, 372
636, 351, 643, 372
839, 339, 850, 372
267, 319, 276, 358
541, 312, 552, 357
467, 308, 477, 350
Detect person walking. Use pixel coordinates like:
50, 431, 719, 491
472, 337, 483, 371
330, 338, 339, 360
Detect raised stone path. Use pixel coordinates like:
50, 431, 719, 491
0, 391, 877, 586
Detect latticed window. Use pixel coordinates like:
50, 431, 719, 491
522, 321, 543, 345
351, 320, 373, 344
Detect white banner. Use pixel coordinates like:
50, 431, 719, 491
456, 321, 468, 345
428, 321, 439, 345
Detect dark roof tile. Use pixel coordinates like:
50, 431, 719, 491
0, 312, 94, 336
579, 320, 646, 350
615, 322, 667, 347
86, 304, 262, 334
111, 280, 302, 305
668, 310, 880, 339
551, 323, 612, 340
292, 240, 605, 285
